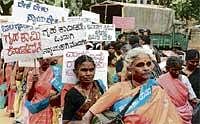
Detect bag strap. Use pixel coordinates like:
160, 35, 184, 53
95, 79, 106, 95
117, 82, 140, 118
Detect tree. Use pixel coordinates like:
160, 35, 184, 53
169, 0, 200, 23
190, 0, 200, 22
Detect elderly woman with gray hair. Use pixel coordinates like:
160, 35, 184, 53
158, 56, 196, 124
77, 47, 182, 124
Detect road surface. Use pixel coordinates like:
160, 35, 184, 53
0, 109, 14, 124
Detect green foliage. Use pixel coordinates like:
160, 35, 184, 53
190, 0, 200, 22
169, 0, 200, 22
170, 0, 192, 20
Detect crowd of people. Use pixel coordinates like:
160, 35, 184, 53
0, 28, 200, 124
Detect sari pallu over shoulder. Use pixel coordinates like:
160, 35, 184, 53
157, 73, 193, 124
111, 79, 157, 114
26, 64, 63, 113
27, 65, 63, 124
27, 67, 53, 124
123, 86, 182, 124
90, 79, 182, 124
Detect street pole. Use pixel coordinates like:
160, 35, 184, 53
62, 0, 65, 8
104, 4, 107, 24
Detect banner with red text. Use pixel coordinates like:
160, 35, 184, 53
62, 49, 108, 87
2, 29, 42, 62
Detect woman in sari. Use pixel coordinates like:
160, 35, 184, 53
157, 56, 194, 124
107, 54, 117, 86
26, 58, 62, 124
6, 62, 16, 117
80, 47, 182, 124
62, 55, 106, 124
0, 59, 6, 109
13, 66, 25, 123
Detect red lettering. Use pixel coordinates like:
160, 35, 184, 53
3, 33, 19, 45
21, 32, 29, 42
7, 46, 15, 56
6, 42, 41, 57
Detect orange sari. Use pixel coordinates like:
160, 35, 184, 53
89, 80, 182, 124
158, 73, 193, 124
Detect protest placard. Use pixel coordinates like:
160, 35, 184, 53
62, 49, 108, 88
66, 17, 92, 25
82, 10, 100, 23
2, 29, 42, 62
1, 49, 5, 59
40, 21, 87, 58
113, 16, 135, 29
11, 0, 69, 25
0, 22, 33, 34
18, 59, 40, 67
86, 24, 116, 41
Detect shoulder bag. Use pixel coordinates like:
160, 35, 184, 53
92, 89, 140, 124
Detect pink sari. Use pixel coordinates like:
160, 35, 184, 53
158, 73, 193, 124
28, 67, 54, 124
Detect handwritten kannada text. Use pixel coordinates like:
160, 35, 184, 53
1, 24, 33, 32
43, 40, 86, 56
3, 31, 40, 45
18, 0, 48, 12
7, 42, 41, 56
41, 23, 84, 37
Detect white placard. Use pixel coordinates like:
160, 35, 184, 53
11, 0, 69, 25
18, 59, 40, 67
82, 10, 100, 23
62, 49, 108, 88
86, 24, 116, 41
0, 22, 33, 33
66, 17, 92, 25
40, 21, 87, 58
2, 29, 42, 62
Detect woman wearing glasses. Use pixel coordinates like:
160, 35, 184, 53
79, 47, 181, 124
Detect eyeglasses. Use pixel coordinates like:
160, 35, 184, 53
134, 61, 152, 67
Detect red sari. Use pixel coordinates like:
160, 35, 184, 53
6, 63, 16, 113
27, 67, 54, 124
158, 73, 193, 124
